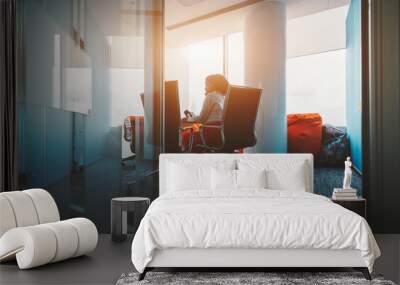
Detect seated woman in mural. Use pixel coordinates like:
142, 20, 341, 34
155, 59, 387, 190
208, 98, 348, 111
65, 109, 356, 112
184, 74, 229, 123
181, 74, 230, 152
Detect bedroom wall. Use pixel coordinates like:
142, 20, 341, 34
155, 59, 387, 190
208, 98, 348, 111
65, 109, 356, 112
368, 0, 400, 233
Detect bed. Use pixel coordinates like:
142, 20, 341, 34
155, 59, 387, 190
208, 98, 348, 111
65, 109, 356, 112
131, 154, 380, 280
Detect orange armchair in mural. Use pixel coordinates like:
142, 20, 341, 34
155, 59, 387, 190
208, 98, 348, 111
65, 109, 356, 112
287, 113, 323, 156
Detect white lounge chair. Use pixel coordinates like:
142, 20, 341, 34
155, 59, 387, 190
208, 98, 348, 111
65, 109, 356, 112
0, 189, 98, 269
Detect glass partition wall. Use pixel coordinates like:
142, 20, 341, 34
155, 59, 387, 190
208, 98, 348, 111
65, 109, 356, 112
16, 0, 163, 233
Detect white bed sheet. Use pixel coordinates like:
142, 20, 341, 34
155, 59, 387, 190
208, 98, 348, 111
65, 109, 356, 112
131, 190, 380, 273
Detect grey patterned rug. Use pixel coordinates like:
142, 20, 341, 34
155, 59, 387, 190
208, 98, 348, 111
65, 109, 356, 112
116, 272, 395, 285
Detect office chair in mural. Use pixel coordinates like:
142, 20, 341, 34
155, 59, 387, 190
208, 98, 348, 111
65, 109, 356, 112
196, 85, 262, 153
123, 115, 144, 156
122, 93, 145, 165
164, 80, 194, 153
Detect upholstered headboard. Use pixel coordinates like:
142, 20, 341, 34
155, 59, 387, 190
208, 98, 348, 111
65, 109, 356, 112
159, 153, 314, 195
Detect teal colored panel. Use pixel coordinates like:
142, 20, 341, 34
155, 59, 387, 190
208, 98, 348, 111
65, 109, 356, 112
22, 105, 73, 186
346, 0, 362, 172
45, 107, 73, 184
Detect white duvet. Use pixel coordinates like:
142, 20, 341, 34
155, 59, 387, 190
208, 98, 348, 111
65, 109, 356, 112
131, 190, 380, 273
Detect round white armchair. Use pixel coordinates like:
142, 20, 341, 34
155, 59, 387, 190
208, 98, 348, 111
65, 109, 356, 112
0, 189, 98, 269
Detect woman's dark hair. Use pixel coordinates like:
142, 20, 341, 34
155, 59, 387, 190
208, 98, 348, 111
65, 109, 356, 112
206, 74, 229, 95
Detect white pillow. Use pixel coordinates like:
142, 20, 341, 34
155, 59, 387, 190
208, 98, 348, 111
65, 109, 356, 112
266, 162, 307, 191
167, 162, 212, 191
237, 159, 309, 192
236, 169, 267, 189
211, 169, 237, 190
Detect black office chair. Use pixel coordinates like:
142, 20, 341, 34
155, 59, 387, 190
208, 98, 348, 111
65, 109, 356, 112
197, 85, 262, 152
164, 80, 193, 153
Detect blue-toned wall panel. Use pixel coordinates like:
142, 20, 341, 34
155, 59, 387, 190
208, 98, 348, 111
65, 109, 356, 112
45, 107, 73, 184
24, 105, 46, 186
346, 0, 362, 172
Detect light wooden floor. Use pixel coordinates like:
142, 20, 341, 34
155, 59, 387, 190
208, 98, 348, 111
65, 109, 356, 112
0, 234, 399, 285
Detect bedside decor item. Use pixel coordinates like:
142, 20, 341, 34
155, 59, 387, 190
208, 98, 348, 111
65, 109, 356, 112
111, 197, 150, 242
332, 188, 358, 200
332, 157, 358, 200
343, 157, 353, 189
0, 189, 98, 269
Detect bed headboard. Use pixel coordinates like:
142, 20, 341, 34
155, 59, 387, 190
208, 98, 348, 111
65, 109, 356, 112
159, 153, 314, 196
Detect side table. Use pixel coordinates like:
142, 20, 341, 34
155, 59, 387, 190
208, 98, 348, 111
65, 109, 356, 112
111, 197, 150, 242
332, 197, 366, 219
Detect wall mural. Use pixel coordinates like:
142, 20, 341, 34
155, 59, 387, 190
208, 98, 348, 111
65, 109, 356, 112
17, 0, 362, 233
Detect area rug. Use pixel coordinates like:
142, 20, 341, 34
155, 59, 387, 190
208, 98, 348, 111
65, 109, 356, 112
116, 271, 396, 285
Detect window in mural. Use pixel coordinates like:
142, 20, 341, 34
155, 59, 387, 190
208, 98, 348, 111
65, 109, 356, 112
227, 32, 244, 86
17, 0, 163, 233
187, 37, 224, 114
286, 49, 347, 127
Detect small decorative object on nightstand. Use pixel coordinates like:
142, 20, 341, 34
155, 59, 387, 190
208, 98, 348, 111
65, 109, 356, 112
342, 157, 353, 189
332, 188, 358, 200
111, 197, 150, 242
333, 157, 360, 201
332, 197, 366, 219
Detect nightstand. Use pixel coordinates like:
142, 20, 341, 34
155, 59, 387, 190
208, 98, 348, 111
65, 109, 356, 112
111, 197, 150, 242
332, 197, 366, 218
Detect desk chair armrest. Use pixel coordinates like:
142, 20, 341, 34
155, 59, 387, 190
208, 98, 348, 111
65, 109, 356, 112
199, 124, 221, 129
178, 125, 195, 152
179, 125, 194, 131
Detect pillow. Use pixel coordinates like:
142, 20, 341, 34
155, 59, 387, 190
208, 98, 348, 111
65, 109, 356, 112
266, 162, 307, 191
236, 169, 267, 188
237, 159, 310, 192
167, 162, 211, 191
211, 169, 237, 190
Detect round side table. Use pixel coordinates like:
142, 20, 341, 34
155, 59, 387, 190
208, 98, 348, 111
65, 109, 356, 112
111, 197, 150, 242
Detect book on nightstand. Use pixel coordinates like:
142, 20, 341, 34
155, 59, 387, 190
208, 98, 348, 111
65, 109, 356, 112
332, 188, 358, 200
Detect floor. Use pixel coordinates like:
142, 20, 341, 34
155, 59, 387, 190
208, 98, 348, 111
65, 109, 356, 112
1, 234, 399, 285
0, 235, 133, 285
